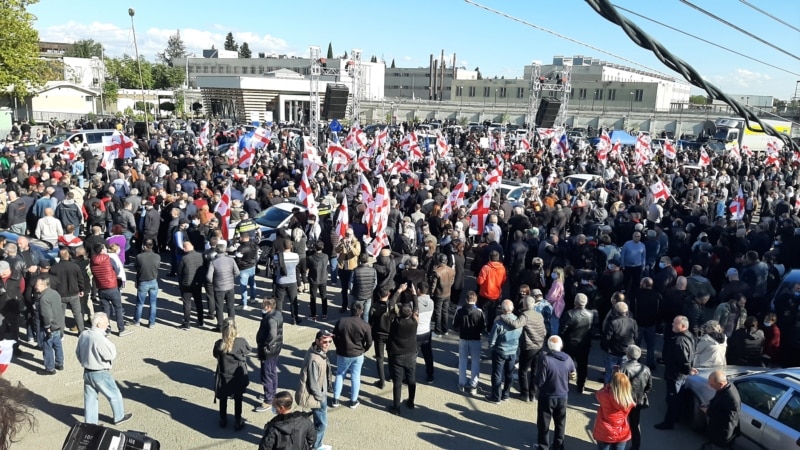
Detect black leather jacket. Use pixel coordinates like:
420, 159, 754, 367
620, 359, 653, 405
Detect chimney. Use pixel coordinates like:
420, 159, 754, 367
452, 53, 457, 80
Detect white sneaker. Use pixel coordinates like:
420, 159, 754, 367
318, 445, 333, 450
241, 305, 251, 311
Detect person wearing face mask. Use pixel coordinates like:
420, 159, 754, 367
760, 313, 781, 365
258, 391, 315, 450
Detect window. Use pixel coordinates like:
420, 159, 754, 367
402, 73, 410, 77
468, 86, 476, 97
250, 67, 256, 74
483, 87, 490, 97
226, 66, 231, 74
608, 89, 616, 101
455, 86, 463, 97
499, 87, 507, 98
635, 89, 644, 102
578, 88, 587, 100
258, 66, 265, 74
778, 393, 800, 432
86, 133, 104, 144
595, 89, 603, 101
233, 66, 239, 74
735, 379, 788, 415
517, 87, 525, 98
210, 66, 216, 73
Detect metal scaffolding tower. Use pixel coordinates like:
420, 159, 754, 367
309, 46, 322, 148
525, 62, 572, 130
349, 48, 362, 123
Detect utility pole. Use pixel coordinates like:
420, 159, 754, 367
129, 8, 149, 140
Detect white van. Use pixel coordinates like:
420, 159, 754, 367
39, 129, 119, 158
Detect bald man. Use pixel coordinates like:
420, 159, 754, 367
701, 370, 740, 449
34, 207, 63, 246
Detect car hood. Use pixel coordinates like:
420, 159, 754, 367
685, 365, 766, 404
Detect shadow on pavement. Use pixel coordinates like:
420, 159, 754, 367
27, 388, 84, 428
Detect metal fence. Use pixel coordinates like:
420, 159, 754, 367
30, 111, 116, 123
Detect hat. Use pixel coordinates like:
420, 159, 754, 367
634, 223, 644, 231
726, 267, 738, 277
39, 259, 51, 268
0, 261, 9, 273
531, 289, 544, 297
532, 257, 544, 266
179, 218, 189, 225
315, 329, 333, 340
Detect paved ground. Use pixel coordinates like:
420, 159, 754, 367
7, 260, 710, 449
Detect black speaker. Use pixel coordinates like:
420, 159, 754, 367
535, 97, 562, 128
62, 422, 161, 450
323, 84, 349, 120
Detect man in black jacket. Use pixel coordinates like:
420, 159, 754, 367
601, 302, 637, 384
306, 242, 329, 321
258, 391, 315, 450
177, 242, 204, 330
133, 239, 161, 328
50, 249, 85, 333
255, 297, 283, 413
350, 253, 377, 321
560, 293, 598, 394
234, 232, 259, 311
700, 370, 740, 450
453, 291, 486, 394
632, 277, 661, 369
331, 302, 372, 409
655, 315, 697, 430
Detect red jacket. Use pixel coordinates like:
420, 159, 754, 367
90, 253, 118, 290
477, 261, 506, 300
592, 385, 634, 444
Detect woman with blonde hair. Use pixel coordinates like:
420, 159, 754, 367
546, 267, 565, 334
213, 319, 251, 431
593, 371, 635, 450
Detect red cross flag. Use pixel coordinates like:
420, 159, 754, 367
650, 179, 671, 201
699, 148, 711, 167
335, 196, 349, 240
61, 139, 76, 161
728, 143, 741, 162
537, 128, 556, 140
0, 339, 13, 375
297, 170, 319, 218
443, 173, 467, 220
238, 145, 256, 169
215, 183, 232, 240
766, 138, 782, 156
104, 131, 136, 159
729, 186, 745, 221
198, 121, 210, 147
469, 188, 493, 236
765, 153, 781, 168
389, 157, 412, 176
435, 133, 449, 159
609, 140, 621, 159
741, 145, 753, 157
663, 140, 677, 159
252, 127, 271, 148
520, 136, 532, 152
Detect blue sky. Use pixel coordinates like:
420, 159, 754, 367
31, 0, 800, 99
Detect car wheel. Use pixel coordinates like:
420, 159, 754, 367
687, 393, 707, 432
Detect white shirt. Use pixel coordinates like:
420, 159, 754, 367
416, 295, 433, 335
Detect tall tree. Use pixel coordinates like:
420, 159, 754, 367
326, 42, 334, 59
157, 30, 186, 65
105, 54, 154, 90
0, 0, 46, 99
65, 38, 104, 58
223, 32, 238, 52
342, 51, 348, 59
390, 58, 395, 69
151, 63, 184, 89
238, 42, 252, 59
370, 55, 377, 63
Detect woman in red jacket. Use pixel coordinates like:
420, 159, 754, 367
593, 372, 635, 450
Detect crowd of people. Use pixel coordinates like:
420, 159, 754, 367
0, 113, 799, 449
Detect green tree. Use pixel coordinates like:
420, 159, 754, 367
326, 42, 333, 59
159, 101, 175, 112
192, 102, 203, 112
151, 63, 184, 89
239, 42, 252, 59
102, 80, 119, 105
157, 30, 186, 65
224, 32, 238, 52
106, 54, 153, 89
689, 95, 709, 105
0, 0, 46, 99
41, 59, 65, 82
390, 58, 395, 69
65, 38, 104, 58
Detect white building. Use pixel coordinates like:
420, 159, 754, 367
62, 56, 106, 90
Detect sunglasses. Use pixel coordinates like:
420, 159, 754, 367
320, 340, 332, 344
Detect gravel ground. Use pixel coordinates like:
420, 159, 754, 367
6, 260, 709, 450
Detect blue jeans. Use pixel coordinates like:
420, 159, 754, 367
135, 279, 159, 325
637, 325, 657, 368
333, 354, 364, 402
238, 266, 256, 307
597, 441, 628, 450
41, 329, 63, 371
312, 400, 327, 449
550, 314, 560, 335
360, 297, 372, 322
603, 352, 625, 384
329, 256, 339, 284
83, 369, 126, 424
458, 339, 481, 388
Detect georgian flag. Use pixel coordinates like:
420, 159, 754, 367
225, 143, 238, 166
238, 145, 256, 168
742, 145, 754, 157
729, 186, 745, 220
619, 159, 628, 176
699, 148, 711, 167
609, 140, 622, 159
375, 127, 389, 148
297, 169, 319, 218
366, 230, 389, 257
520, 136, 532, 152
728, 143, 742, 162
556, 133, 570, 158
302, 137, 322, 178
766, 138, 782, 155
0, 339, 13, 375
491, 134, 505, 152
335, 196, 349, 239
214, 183, 232, 240
765, 153, 781, 168
663, 140, 677, 159
374, 152, 386, 174
468, 188, 494, 235
537, 128, 556, 140
650, 179, 671, 201
435, 133, 449, 159
357, 152, 370, 173
251, 127, 271, 148
104, 131, 136, 159
198, 120, 210, 147
428, 156, 437, 178
443, 173, 467, 220
61, 139, 76, 161
635, 134, 652, 156
597, 129, 612, 153
635, 144, 649, 170
373, 176, 390, 233
345, 125, 367, 150
486, 166, 502, 189
389, 157, 412, 176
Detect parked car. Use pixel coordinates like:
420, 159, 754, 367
497, 180, 532, 205
254, 200, 332, 261
684, 366, 800, 449
769, 269, 800, 311
0, 230, 59, 264
564, 173, 603, 192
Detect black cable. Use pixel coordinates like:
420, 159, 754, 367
584, 0, 797, 152
613, 4, 800, 78
679, 0, 800, 62
739, 0, 800, 34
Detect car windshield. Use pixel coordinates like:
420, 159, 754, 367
47, 133, 71, 145
255, 207, 291, 228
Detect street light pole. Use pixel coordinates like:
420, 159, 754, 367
629, 91, 634, 113
129, 8, 149, 140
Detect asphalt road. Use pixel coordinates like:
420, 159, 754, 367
7, 260, 710, 450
